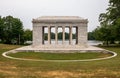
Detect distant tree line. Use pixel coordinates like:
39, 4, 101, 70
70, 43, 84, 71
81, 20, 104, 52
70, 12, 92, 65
44, 32, 76, 40
88, 32, 95, 40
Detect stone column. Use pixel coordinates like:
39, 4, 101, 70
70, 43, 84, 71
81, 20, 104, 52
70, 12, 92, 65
78, 24, 87, 47
33, 25, 43, 46
48, 26, 51, 44
69, 26, 72, 45
62, 26, 65, 44
55, 26, 58, 44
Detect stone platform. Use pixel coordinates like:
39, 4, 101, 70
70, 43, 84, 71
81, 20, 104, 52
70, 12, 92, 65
2, 45, 117, 62
15, 45, 105, 53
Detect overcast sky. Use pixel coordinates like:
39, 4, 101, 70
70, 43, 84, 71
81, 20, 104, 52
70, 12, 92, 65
0, 0, 109, 32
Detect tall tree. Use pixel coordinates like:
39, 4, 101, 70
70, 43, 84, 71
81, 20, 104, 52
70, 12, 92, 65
1, 15, 24, 44
2, 16, 14, 44
0, 16, 4, 42
95, 0, 120, 45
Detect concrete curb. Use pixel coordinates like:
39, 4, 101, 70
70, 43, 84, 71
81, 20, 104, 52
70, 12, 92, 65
2, 50, 117, 62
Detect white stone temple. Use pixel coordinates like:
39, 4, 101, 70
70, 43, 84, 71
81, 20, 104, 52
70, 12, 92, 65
15, 16, 104, 52
32, 16, 88, 49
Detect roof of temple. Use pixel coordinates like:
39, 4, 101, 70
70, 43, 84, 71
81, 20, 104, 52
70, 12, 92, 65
32, 16, 88, 23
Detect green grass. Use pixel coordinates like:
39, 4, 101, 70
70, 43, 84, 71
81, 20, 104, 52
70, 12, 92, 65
0, 44, 120, 78
7, 52, 112, 60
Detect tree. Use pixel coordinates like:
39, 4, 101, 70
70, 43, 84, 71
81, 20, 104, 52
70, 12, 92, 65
23, 29, 32, 41
12, 17, 24, 44
0, 16, 4, 42
1, 15, 24, 44
88, 32, 95, 40
51, 32, 55, 39
44, 33, 48, 40
114, 18, 120, 42
93, 26, 113, 45
94, 0, 120, 45
58, 32, 62, 40
65, 32, 69, 40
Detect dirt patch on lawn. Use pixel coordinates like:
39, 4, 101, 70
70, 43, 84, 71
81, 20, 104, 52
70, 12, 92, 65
36, 71, 94, 78
0, 69, 17, 76
35, 69, 120, 78
0, 69, 120, 78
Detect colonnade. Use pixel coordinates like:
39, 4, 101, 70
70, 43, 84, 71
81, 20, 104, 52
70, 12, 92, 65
32, 16, 88, 47
43, 26, 78, 45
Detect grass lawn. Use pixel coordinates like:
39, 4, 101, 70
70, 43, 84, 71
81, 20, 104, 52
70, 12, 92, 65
7, 52, 112, 60
0, 44, 120, 78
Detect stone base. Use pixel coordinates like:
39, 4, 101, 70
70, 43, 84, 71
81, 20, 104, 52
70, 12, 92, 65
15, 45, 105, 53
32, 44, 87, 49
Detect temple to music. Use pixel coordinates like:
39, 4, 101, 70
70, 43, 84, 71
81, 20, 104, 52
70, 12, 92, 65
32, 16, 88, 49
15, 16, 105, 52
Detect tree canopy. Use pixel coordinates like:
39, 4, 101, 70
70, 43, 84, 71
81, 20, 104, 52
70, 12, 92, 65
0, 15, 24, 44
93, 0, 120, 45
